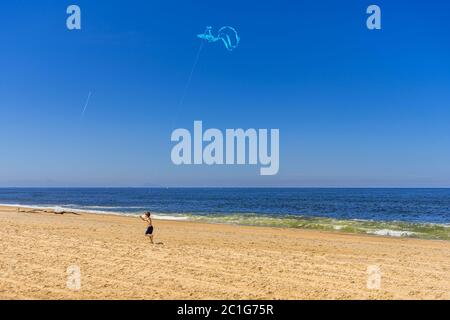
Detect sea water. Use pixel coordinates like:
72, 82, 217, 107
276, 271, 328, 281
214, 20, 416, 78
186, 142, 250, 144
1, 188, 449, 240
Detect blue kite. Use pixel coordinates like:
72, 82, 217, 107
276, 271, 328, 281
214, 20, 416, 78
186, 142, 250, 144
197, 26, 240, 51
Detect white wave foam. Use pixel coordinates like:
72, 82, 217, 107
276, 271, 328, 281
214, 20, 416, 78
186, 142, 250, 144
0, 203, 189, 221
73, 205, 144, 210
367, 229, 416, 237
152, 214, 189, 221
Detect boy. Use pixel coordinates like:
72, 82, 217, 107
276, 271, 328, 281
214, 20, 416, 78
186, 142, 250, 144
140, 212, 154, 244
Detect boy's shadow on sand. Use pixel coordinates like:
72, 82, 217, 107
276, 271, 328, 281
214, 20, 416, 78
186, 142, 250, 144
155, 242, 164, 245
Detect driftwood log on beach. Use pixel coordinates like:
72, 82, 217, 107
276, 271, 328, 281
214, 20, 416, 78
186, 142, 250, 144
16, 207, 80, 215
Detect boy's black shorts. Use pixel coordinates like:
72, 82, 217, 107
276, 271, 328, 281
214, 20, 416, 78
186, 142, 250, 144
145, 226, 154, 235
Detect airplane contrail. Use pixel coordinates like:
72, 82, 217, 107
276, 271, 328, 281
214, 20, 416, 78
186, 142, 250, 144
81, 91, 92, 117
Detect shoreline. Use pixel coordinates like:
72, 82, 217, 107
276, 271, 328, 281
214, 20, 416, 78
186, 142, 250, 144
1, 204, 450, 299
1, 203, 189, 221
1, 203, 449, 241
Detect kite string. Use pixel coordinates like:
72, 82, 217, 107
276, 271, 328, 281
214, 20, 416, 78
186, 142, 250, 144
171, 41, 204, 129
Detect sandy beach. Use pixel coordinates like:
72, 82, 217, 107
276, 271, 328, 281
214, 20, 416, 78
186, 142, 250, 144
0, 204, 449, 300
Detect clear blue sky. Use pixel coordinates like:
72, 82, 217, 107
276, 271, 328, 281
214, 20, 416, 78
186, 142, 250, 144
1, 0, 450, 187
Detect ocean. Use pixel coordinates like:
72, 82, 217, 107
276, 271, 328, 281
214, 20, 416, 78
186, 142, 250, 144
1, 188, 449, 240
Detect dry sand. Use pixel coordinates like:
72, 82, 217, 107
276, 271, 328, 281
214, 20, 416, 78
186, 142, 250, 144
0, 205, 449, 300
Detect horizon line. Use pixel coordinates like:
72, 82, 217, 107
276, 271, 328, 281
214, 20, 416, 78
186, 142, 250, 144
1, 186, 450, 189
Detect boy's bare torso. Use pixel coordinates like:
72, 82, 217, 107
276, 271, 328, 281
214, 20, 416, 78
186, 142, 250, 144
143, 216, 152, 226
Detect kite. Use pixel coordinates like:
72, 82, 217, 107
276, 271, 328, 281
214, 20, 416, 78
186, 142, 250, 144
197, 26, 240, 51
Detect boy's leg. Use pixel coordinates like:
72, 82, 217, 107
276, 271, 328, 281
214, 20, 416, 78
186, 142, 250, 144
145, 233, 154, 244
